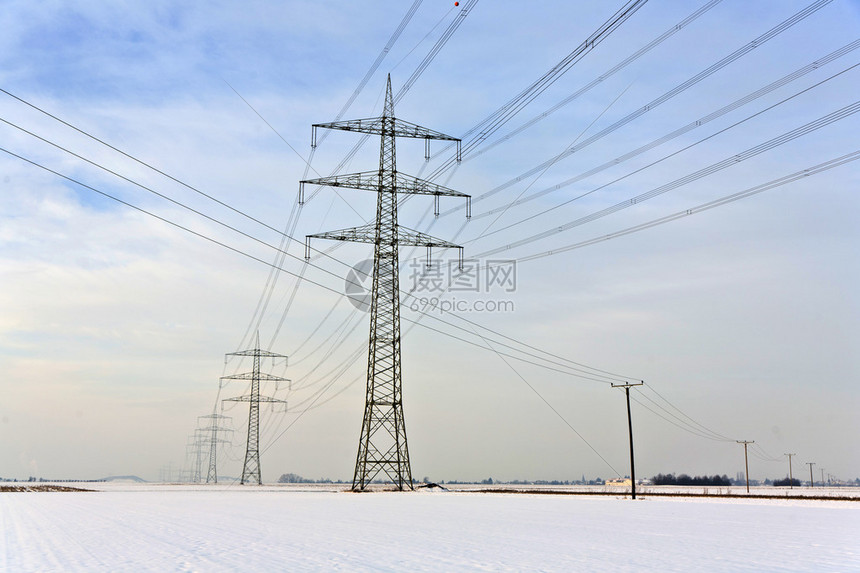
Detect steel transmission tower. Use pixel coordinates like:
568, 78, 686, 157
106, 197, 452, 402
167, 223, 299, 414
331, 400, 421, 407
198, 413, 233, 484
303, 75, 470, 490
222, 334, 288, 485
185, 433, 206, 483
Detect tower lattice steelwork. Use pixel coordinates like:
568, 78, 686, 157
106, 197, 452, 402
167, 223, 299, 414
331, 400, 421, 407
198, 413, 232, 484
303, 76, 470, 490
185, 432, 206, 483
222, 334, 288, 485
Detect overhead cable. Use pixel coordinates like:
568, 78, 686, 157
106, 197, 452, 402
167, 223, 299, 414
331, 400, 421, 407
438, 0, 834, 215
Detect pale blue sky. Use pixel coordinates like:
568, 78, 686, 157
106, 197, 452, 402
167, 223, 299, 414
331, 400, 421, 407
0, 0, 858, 482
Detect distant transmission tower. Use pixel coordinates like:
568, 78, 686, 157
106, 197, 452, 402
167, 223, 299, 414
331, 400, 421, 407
303, 75, 470, 490
198, 413, 233, 484
185, 433, 206, 483
222, 334, 288, 485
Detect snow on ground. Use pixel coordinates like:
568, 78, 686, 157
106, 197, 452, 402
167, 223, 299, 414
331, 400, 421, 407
1, 484, 858, 572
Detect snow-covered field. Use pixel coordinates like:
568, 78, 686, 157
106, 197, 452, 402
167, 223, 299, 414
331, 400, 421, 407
1, 483, 857, 572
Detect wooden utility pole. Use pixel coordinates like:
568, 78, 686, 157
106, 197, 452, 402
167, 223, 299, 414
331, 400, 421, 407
784, 453, 796, 489
612, 382, 644, 499
737, 440, 754, 493
806, 462, 815, 487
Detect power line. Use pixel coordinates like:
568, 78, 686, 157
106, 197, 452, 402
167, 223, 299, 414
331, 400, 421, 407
503, 148, 860, 265
221, 78, 324, 181
475, 100, 860, 259
466, 42, 860, 225
388, 5, 455, 74
9, 6, 833, 467
12, 96, 854, 416
438, 0, 834, 214
0, 86, 293, 241
301, 0, 481, 197
634, 388, 734, 442
750, 443, 783, 463
316, 0, 425, 148
454, 0, 726, 164
0, 98, 614, 382
396, 0, 481, 101
246, 0, 440, 349
9, 7, 824, 402
239, 1, 481, 359
471, 81, 634, 241
470, 326, 622, 478
426, 0, 650, 181
0, 115, 318, 264
641, 384, 735, 442
0, 143, 640, 388
630, 396, 732, 442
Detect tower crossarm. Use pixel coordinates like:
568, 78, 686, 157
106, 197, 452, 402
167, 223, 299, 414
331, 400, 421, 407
220, 372, 290, 382
223, 394, 288, 404
313, 117, 458, 142
299, 171, 469, 214
307, 224, 377, 245
397, 226, 464, 266
197, 425, 234, 434
312, 116, 461, 161
196, 435, 231, 444
392, 172, 468, 200
299, 171, 378, 201
197, 413, 231, 423
396, 225, 462, 250
226, 349, 287, 359
306, 224, 461, 249
306, 224, 463, 265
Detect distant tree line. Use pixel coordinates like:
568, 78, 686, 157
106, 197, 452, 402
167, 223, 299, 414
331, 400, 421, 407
652, 473, 732, 486
438, 478, 604, 485
0, 477, 107, 483
275, 473, 860, 487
